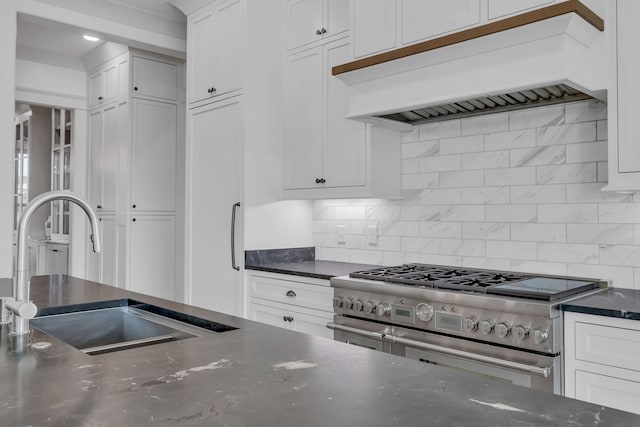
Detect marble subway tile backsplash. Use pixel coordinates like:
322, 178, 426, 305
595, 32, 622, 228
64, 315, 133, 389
312, 100, 640, 289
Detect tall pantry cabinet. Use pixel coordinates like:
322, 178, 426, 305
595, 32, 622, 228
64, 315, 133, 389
86, 47, 184, 301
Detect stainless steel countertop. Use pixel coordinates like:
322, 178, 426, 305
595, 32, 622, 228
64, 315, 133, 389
0, 274, 638, 426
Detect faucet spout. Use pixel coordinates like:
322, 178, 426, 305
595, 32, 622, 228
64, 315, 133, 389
9, 191, 102, 335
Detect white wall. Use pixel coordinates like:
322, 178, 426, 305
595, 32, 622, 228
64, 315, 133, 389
313, 100, 640, 290
15, 58, 87, 101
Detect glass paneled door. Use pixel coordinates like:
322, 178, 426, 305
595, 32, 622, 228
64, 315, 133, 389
14, 111, 31, 232
51, 108, 72, 241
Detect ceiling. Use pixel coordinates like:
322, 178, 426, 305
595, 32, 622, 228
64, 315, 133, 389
15, 0, 186, 69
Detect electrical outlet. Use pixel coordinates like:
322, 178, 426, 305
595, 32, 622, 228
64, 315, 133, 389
366, 225, 378, 246
336, 224, 346, 244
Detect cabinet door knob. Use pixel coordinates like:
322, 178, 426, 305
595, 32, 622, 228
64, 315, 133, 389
286, 290, 296, 297
97, 205, 102, 209
98, 96, 103, 101
132, 218, 136, 222
132, 204, 136, 209
321, 27, 327, 34
315, 178, 321, 184
316, 178, 326, 184
134, 86, 138, 91
316, 29, 322, 35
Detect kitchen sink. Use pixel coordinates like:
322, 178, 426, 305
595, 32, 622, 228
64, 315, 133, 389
30, 299, 237, 355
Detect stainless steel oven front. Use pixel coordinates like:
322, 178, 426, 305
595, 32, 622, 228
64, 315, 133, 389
328, 318, 560, 395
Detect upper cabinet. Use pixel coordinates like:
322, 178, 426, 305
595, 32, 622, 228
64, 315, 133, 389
187, 0, 243, 105
286, 0, 349, 51
131, 57, 178, 102
351, 0, 568, 59
400, 0, 480, 45
88, 55, 128, 109
605, 0, 640, 191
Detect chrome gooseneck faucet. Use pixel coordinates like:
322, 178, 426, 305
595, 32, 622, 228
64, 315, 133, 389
6, 191, 102, 336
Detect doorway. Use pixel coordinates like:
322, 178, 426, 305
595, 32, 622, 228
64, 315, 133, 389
13, 103, 73, 276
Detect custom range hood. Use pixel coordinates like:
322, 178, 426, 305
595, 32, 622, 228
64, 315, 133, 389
334, 1, 606, 130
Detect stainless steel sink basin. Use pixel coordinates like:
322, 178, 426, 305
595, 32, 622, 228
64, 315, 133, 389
31, 300, 236, 355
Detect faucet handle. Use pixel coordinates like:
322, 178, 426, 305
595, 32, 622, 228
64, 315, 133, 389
6, 298, 38, 320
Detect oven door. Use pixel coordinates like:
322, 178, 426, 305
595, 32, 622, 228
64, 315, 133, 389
387, 326, 561, 394
327, 316, 392, 353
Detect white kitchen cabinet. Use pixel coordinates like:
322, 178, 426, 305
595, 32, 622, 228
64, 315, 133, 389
352, 0, 396, 59
86, 48, 183, 298
249, 302, 334, 339
89, 100, 127, 212
564, 312, 640, 415
401, 0, 480, 45
130, 99, 177, 212
131, 56, 178, 101
286, 0, 349, 51
284, 38, 401, 198
129, 215, 176, 300
88, 54, 128, 109
487, 0, 555, 20
27, 240, 69, 277
186, 96, 243, 316
45, 243, 68, 275
247, 271, 333, 339
187, 0, 243, 105
605, 0, 640, 191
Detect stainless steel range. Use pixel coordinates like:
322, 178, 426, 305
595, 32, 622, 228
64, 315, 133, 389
328, 264, 607, 395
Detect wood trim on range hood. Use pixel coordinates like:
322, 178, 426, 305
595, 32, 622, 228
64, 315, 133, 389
332, 0, 604, 76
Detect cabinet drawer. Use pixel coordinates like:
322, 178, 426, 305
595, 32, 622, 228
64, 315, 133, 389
575, 321, 640, 373
575, 370, 640, 415
249, 274, 332, 312
249, 301, 334, 339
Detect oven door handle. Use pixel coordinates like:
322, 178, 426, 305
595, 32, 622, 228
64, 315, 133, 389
326, 322, 384, 340
383, 335, 551, 378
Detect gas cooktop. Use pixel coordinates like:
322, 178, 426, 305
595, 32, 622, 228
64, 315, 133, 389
348, 264, 599, 301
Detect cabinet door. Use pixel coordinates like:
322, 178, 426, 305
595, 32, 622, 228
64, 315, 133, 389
352, 0, 396, 58
575, 371, 640, 415
284, 46, 323, 189
132, 57, 178, 101
487, 0, 554, 20
215, 0, 243, 97
88, 71, 104, 109
129, 215, 176, 300
286, 0, 324, 50
401, 0, 480, 45
102, 103, 120, 211
187, 97, 243, 316
130, 99, 177, 212
87, 215, 117, 286
46, 244, 68, 275
103, 63, 119, 103
188, 7, 216, 103
324, 39, 366, 188
325, 0, 349, 38
89, 109, 104, 210
249, 302, 288, 329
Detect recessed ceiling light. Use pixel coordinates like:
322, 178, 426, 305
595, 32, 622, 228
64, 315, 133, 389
83, 35, 100, 42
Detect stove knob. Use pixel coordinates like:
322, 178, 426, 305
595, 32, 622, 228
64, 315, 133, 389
481, 320, 494, 335
464, 317, 478, 332
496, 322, 511, 338
365, 301, 377, 314
344, 298, 354, 310
377, 303, 391, 317
515, 325, 529, 341
354, 299, 364, 312
333, 297, 344, 308
533, 328, 548, 345
416, 303, 434, 322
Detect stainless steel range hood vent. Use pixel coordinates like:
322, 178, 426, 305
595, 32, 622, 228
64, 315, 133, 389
378, 84, 593, 125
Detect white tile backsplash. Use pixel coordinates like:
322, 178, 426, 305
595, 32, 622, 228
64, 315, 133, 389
312, 101, 640, 288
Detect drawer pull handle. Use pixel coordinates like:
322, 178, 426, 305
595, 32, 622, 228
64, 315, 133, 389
286, 290, 296, 297
283, 316, 294, 322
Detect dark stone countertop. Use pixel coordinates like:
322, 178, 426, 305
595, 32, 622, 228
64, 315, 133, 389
244, 247, 381, 279
2, 275, 639, 426
561, 288, 640, 320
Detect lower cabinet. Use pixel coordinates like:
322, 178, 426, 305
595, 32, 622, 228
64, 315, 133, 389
564, 311, 640, 415
27, 240, 69, 277
129, 215, 176, 300
247, 271, 334, 339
